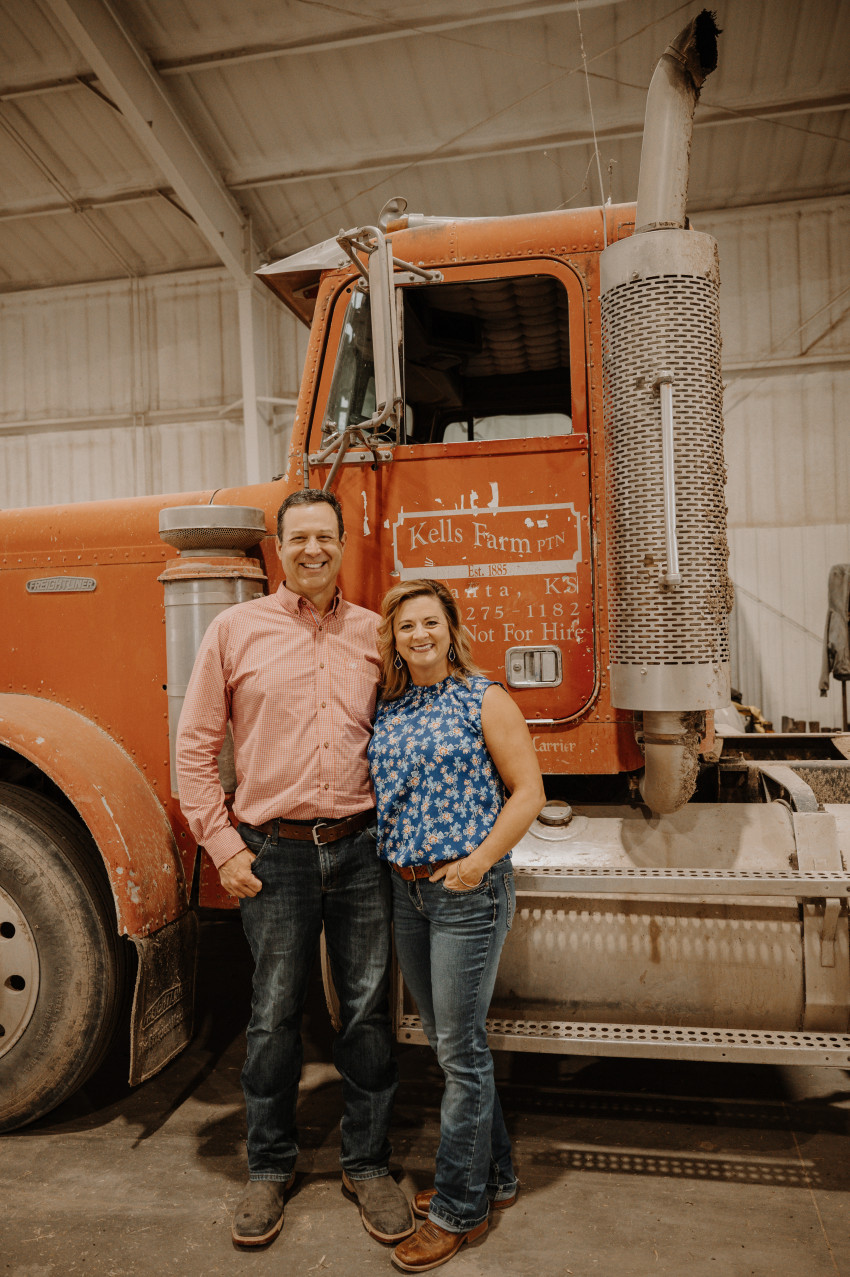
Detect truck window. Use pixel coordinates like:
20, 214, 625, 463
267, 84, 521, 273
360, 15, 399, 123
323, 288, 377, 440
322, 272, 573, 446
402, 274, 572, 444
442, 411, 571, 443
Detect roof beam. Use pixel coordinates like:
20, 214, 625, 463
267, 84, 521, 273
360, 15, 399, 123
226, 92, 850, 192
0, 85, 843, 223
154, 1, 616, 74
41, 0, 254, 285
0, 1, 613, 95
0, 188, 181, 223
0, 75, 843, 224
2, 179, 848, 230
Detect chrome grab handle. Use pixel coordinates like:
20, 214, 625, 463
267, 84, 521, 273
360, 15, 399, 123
654, 372, 682, 588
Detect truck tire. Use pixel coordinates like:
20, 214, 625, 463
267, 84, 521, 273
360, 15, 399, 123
0, 782, 127, 1131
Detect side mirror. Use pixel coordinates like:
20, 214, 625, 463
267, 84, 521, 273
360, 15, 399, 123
317, 224, 441, 491
337, 225, 402, 436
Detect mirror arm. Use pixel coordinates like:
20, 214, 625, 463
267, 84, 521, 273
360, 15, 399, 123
319, 419, 393, 492
391, 257, 441, 283
313, 431, 344, 463
336, 233, 370, 281
321, 426, 354, 492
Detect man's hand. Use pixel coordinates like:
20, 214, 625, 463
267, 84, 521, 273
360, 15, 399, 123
219, 847, 263, 899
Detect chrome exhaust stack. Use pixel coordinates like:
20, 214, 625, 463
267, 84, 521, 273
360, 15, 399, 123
601, 11, 729, 815
635, 10, 720, 233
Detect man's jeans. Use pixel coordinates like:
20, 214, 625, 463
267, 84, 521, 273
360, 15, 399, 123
238, 821, 397, 1182
391, 856, 517, 1232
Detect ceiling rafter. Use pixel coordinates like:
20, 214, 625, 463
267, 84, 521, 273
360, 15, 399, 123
3, 179, 848, 228
225, 92, 850, 192
152, 0, 615, 75
1, 89, 845, 225
41, 0, 256, 286
1, 0, 615, 96
0, 188, 189, 223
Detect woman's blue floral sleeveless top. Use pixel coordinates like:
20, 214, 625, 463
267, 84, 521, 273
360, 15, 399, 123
367, 674, 505, 867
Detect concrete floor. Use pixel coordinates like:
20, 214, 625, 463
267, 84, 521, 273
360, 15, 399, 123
3, 917, 850, 1277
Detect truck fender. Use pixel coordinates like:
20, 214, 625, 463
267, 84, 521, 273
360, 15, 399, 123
0, 693, 187, 935
0, 694, 196, 1086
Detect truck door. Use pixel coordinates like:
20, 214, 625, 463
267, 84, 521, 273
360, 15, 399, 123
307, 260, 595, 723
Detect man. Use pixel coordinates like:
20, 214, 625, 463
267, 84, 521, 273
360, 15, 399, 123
176, 488, 413, 1250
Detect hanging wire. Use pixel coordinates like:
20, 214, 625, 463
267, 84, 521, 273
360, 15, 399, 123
573, 0, 607, 247
294, 0, 692, 81
265, 0, 695, 255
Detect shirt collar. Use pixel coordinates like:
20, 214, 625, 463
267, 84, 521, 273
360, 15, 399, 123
276, 581, 344, 620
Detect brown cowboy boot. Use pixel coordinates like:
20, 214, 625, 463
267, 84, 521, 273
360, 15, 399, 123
341, 1170, 415, 1243
411, 1186, 518, 1218
231, 1171, 296, 1247
392, 1218, 488, 1272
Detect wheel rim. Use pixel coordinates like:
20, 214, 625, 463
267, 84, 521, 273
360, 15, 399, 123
0, 884, 40, 1058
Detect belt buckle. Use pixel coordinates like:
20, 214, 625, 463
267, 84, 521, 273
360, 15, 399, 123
312, 820, 328, 846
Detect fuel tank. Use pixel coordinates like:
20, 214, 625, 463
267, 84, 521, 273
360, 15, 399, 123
395, 800, 850, 1063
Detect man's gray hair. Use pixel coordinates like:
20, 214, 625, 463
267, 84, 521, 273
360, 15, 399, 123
276, 489, 345, 540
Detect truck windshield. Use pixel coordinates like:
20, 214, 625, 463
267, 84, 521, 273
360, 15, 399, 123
323, 288, 376, 439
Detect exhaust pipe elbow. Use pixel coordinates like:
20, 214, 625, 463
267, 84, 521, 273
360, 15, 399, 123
639, 711, 701, 815
635, 9, 720, 233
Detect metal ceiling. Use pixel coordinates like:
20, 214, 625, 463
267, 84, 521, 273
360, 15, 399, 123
0, 0, 848, 293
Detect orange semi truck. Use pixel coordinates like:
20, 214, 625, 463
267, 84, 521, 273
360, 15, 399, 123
3, 12, 850, 1132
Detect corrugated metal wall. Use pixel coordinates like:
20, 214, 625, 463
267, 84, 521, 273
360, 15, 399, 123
699, 198, 850, 729
0, 268, 307, 507
1, 197, 847, 727
729, 525, 850, 732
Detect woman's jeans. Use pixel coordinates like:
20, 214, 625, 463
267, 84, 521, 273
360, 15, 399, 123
391, 856, 517, 1233
238, 821, 397, 1182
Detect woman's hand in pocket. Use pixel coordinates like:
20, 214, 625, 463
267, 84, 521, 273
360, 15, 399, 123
431, 857, 484, 892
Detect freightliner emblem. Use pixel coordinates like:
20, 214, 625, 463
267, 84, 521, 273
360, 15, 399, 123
26, 576, 97, 593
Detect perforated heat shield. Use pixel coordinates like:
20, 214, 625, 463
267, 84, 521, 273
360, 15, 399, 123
600, 229, 730, 711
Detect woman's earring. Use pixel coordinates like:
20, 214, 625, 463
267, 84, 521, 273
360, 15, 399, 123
393, 652, 403, 670
448, 644, 456, 662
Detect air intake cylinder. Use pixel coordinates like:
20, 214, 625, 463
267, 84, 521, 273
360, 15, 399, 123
158, 506, 268, 795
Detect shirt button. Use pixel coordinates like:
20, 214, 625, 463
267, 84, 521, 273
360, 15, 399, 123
319, 662, 325, 669
324, 741, 329, 748
323, 783, 329, 790
321, 701, 326, 708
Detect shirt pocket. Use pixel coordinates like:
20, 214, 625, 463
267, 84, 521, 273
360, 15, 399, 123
342, 659, 379, 725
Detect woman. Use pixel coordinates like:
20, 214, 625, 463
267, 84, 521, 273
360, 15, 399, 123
367, 579, 545, 1273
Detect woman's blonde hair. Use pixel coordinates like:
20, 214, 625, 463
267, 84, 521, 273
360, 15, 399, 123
378, 579, 479, 701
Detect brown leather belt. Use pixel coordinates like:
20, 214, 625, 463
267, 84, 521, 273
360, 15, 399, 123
250, 808, 376, 846
390, 859, 453, 881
